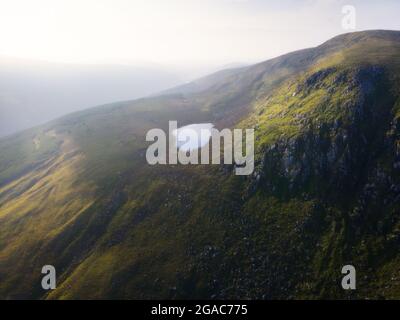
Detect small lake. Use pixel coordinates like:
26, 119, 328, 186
172, 123, 214, 152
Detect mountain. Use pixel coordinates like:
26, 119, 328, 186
0, 58, 184, 137
1, 30, 400, 299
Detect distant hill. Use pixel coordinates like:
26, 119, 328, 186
0, 58, 184, 137
1, 30, 400, 299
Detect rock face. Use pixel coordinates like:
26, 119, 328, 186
260, 66, 396, 197
237, 63, 400, 299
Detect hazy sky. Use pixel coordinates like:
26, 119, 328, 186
0, 0, 399, 67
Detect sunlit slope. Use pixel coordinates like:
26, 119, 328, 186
1, 30, 400, 299
0, 131, 97, 297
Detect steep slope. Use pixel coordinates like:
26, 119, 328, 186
1, 30, 400, 299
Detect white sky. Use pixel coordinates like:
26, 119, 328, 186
0, 0, 399, 67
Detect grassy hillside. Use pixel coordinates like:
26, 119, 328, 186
1, 30, 400, 299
